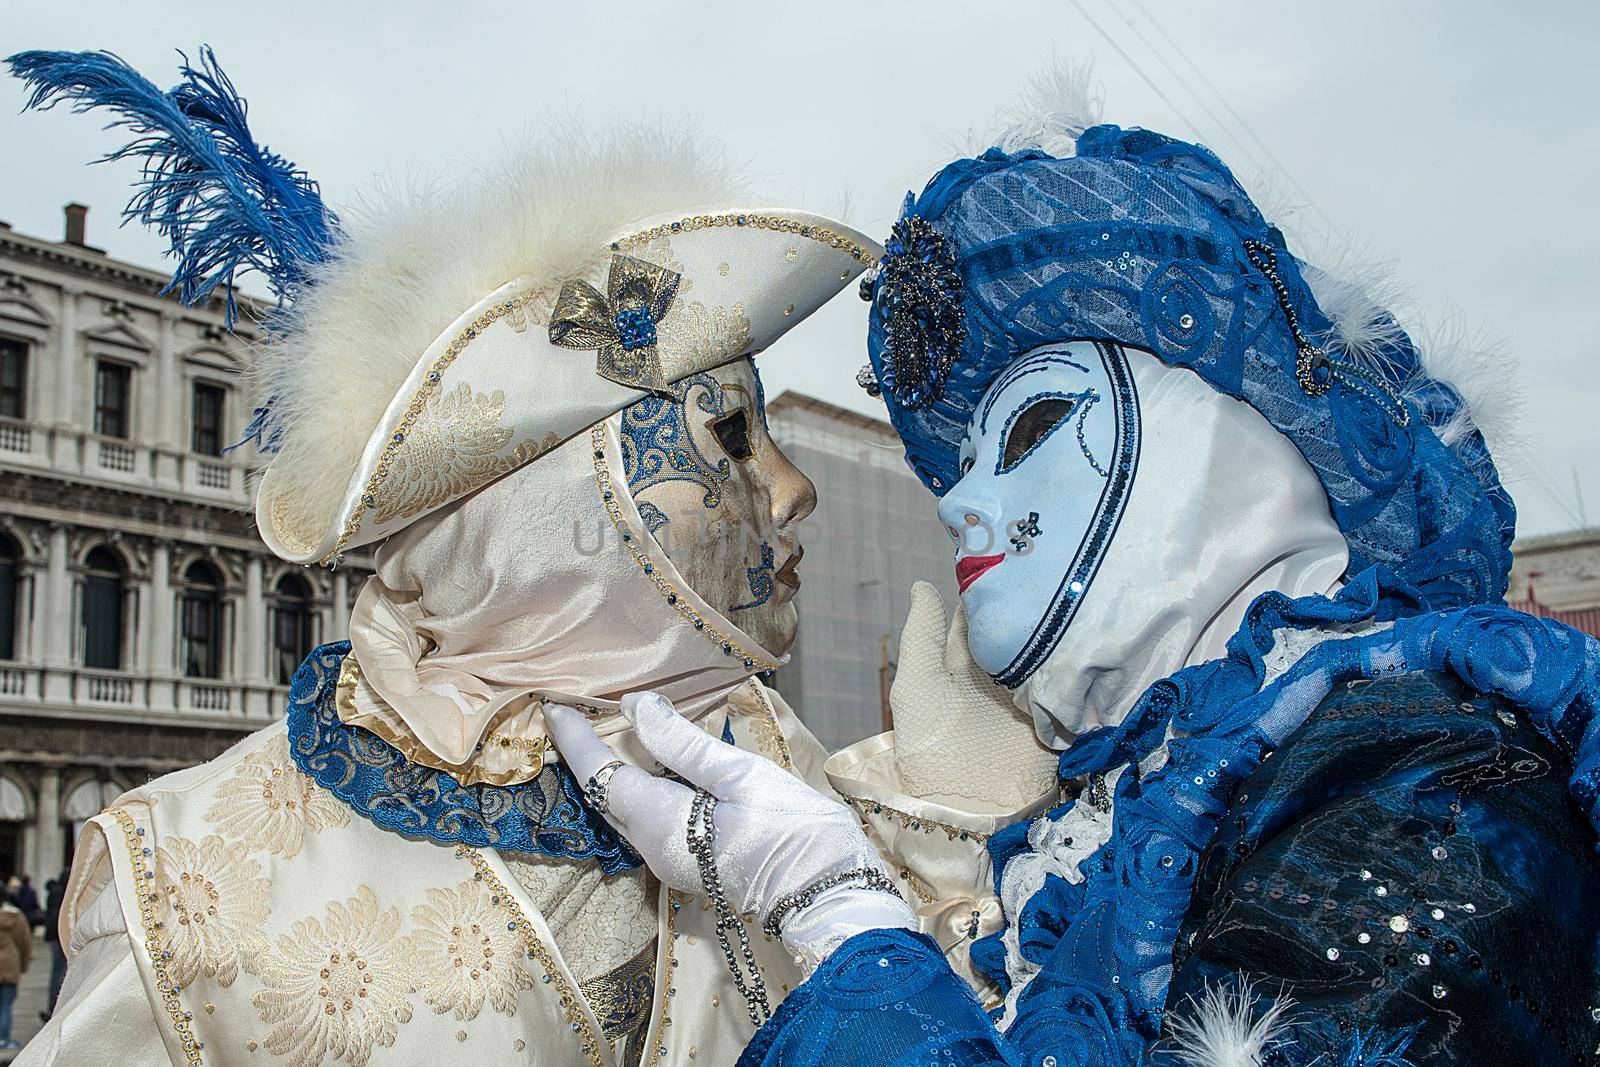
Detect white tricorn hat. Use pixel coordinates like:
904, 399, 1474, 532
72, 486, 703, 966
5, 50, 879, 565
251, 131, 880, 565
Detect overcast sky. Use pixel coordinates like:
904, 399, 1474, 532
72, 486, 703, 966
3, 0, 1595, 536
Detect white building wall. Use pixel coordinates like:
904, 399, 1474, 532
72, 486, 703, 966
0, 209, 369, 882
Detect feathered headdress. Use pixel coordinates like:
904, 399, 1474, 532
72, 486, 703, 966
10, 47, 877, 565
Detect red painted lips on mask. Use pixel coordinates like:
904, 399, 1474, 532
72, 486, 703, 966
955, 553, 1006, 594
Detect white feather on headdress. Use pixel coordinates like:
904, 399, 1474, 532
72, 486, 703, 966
252, 120, 749, 544
989, 57, 1104, 158
1290, 228, 1526, 488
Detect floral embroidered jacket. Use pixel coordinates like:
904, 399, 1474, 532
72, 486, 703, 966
22, 644, 835, 1067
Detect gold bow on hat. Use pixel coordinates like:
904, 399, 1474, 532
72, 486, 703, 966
549, 254, 682, 390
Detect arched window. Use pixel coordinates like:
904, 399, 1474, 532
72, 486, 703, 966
81, 546, 125, 670
271, 572, 315, 685
0, 774, 28, 883
180, 560, 224, 678
0, 534, 19, 660
62, 778, 121, 872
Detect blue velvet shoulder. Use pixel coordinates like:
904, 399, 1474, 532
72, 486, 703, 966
284, 643, 640, 874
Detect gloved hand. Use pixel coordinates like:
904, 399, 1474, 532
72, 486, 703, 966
892, 581, 1059, 810
545, 692, 916, 971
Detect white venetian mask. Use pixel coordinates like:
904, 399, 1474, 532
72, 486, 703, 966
937, 341, 1140, 685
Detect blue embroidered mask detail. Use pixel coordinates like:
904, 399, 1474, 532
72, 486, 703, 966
616, 359, 809, 655
730, 542, 776, 613
940, 340, 1140, 687
637, 500, 670, 534
619, 372, 734, 509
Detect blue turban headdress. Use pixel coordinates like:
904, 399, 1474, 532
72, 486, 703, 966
864, 124, 1515, 617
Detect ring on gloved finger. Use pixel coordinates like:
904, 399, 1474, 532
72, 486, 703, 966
583, 760, 626, 815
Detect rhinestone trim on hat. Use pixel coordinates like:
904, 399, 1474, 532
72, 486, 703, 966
590, 423, 780, 674
1241, 239, 1332, 398
109, 807, 205, 1066
610, 213, 879, 269
318, 214, 872, 566
455, 846, 605, 1066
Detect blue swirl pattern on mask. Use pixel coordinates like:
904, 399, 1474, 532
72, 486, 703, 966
619, 372, 732, 509
743, 588, 1600, 1065
637, 500, 670, 534
284, 643, 641, 874
866, 127, 1516, 616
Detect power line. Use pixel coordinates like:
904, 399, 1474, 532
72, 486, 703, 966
1065, 0, 1208, 144
1112, 4, 1271, 179
1521, 465, 1588, 530
1126, 0, 1338, 233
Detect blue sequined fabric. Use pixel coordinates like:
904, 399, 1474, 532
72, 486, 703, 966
746, 586, 1600, 1065
1171, 669, 1600, 1064
866, 126, 1515, 614
285, 643, 640, 874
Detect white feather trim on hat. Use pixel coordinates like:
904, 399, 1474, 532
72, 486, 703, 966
988, 57, 1104, 158
1293, 232, 1525, 490
252, 120, 749, 548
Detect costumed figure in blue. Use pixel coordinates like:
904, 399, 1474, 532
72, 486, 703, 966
7, 47, 882, 1066
548, 75, 1600, 1066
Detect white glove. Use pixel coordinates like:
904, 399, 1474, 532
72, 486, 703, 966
892, 581, 1060, 810
545, 693, 916, 971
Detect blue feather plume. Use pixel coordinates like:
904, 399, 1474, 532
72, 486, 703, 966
5, 46, 337, 326
1328, 1025, 1420, 1067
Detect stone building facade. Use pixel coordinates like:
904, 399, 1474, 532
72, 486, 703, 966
0, 207, 367, 885
1506, 527, 1600, 638
764, 391, 959, 752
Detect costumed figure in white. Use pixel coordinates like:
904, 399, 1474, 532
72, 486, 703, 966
550, 76, 1600, 1067
7, 47, 881, 1067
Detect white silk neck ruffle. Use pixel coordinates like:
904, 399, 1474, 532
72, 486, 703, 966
344, 414, 779, 782
1018, 351, 1350, 749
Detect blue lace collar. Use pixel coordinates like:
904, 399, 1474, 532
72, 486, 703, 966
285, 643, 640, 874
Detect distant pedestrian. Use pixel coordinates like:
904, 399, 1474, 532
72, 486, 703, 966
11, 876, 41, 931
41, 870, 68, 1020
0, 898, 29, 1050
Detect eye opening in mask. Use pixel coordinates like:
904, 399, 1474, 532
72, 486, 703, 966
709, 407, 754, 462
1000, 396, 1075, 474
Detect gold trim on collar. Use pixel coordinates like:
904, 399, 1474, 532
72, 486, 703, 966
334, 655, 552, 787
